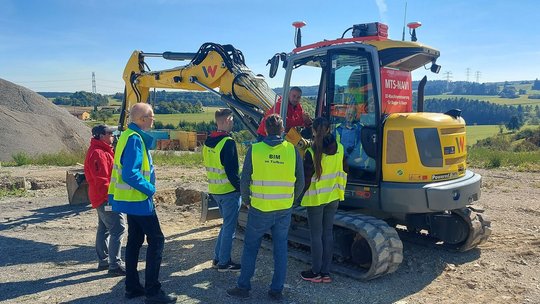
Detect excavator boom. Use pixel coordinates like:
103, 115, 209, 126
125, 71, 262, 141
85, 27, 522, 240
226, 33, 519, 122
119, 43, 277, 134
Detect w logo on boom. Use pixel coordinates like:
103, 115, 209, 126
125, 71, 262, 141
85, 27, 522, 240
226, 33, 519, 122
202, 65, 218, 78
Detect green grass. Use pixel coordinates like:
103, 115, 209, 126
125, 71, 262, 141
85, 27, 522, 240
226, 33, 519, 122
7, 151, 86, 166
96, 106, 220, 127
468, 147, 540, 171
155, 107, 217, 124
428, 94, 540, 106
0, 187, 27, 199
466, 125, 502, 145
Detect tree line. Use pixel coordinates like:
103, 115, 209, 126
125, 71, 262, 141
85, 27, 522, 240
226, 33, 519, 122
52, 91, 109, 107
423, 97, 537, 126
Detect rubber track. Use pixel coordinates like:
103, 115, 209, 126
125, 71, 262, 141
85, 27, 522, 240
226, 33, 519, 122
237, 209, 403, 281
453, 206, 492, 251
331, 210, 403, 280
396, 206, 492, 252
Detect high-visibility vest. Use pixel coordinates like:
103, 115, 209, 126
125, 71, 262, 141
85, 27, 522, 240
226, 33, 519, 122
108, 129, 151, 202
250, 141, 296, 212
203, 137, 237, 194
301, 143, 347, 207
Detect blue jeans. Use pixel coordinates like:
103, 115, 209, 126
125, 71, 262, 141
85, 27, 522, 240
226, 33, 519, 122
95, 203, 126, 269
212, 192, 241, 265
237, 207, 292, 293
306, 200, 338, 274
125, 213, 165, 296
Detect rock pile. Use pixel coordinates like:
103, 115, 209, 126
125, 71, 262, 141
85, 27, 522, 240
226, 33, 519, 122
0, 78, 91, 162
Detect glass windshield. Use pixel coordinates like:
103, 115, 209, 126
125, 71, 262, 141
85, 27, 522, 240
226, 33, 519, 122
330, 53, 377, 180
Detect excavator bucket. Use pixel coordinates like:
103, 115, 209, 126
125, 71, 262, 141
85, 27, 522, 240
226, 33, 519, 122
200, 192, 222, 222
66, 169, 90, 205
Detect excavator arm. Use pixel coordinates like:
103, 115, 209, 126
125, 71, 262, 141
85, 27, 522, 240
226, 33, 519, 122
119, 43, 277, 135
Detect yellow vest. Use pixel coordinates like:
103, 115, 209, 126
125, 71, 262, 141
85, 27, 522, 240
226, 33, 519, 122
108, 129, 151, 202
301, 144, 347, 207
203, 137, 237, 194
250, 141, 296, 212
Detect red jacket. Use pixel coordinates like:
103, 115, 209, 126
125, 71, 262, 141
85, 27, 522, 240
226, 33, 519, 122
84, 138, 114, 208
257, 99, 307, 136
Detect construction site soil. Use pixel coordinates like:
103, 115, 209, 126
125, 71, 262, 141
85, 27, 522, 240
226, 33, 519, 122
0, 165, 539, 304
0, 78, 90, 162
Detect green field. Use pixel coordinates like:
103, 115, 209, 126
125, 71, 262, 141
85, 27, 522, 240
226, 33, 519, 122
97, 106, 220, 127
466, 125, 500, 145
428, 94, 540, 106
154, 107, 217, 124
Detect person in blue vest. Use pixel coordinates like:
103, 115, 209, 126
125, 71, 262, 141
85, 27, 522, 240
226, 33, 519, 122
227, 114, 304, 301
300, 117, 348, 283
108, 103, 176, 304
203, 108, 241, 272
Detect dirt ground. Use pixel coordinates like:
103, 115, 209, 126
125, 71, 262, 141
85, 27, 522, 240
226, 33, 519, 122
0, 165, 539, 304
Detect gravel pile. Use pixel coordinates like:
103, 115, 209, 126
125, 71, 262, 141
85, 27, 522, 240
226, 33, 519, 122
0, 78, 90, 162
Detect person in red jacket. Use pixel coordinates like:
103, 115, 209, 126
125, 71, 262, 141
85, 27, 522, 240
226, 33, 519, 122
256, 87, 312, 138
84, 124, 126, 276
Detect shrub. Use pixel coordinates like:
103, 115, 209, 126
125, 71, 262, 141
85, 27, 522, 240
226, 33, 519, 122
514, 140, 538, 152
487, 155, 502, 168
12, 152, 32, 166
474, 135, 512, 151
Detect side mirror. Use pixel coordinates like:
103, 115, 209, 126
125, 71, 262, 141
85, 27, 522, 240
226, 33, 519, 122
430, 62, 441, 74
267, 54, 280, 78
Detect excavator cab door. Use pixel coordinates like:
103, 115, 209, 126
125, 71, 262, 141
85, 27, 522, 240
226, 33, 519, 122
280, 47, 382, 209
324, 50, 380, 183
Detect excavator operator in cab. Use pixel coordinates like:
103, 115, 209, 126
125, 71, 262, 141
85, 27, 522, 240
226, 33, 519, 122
256, 87, 312, 139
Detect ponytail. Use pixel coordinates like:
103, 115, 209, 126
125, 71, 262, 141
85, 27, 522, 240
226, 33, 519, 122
311, 117, 330, 181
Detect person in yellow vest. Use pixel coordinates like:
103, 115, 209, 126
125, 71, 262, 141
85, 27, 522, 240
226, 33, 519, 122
108, 103, 177, 304
300, 117, 348, 284
227, 114, 304, 301
203, 108, 241, 272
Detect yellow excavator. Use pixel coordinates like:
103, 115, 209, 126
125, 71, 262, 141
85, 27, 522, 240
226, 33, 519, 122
117, 21, 491, 280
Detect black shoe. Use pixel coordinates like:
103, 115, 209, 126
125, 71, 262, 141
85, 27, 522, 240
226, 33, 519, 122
211, 259, 218, 269
218, 261, 241, 272
268, 290, 283, 302
108, 265, 126, 277
97, 263, 108, 271
125, 287, 145, 299
144, 290, 177, 304
300, 270, 322, 283
226, 287, 250, 299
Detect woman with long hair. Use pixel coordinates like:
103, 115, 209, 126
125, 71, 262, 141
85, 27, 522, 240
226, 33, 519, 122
300, 117, 348, 283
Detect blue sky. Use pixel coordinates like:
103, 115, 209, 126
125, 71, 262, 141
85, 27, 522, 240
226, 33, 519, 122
1, 0, 539, 94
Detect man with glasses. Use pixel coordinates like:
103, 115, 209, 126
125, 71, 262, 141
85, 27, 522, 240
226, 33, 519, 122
109, 103, 177, 303
84, 124, 126, 276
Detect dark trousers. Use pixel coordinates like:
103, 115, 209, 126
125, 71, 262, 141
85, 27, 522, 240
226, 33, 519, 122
306, 200, 339, 274
125, 213, 165, 296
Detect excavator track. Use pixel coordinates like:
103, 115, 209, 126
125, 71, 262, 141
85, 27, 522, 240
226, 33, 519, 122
237, 207, 403, 281
396, 205, 492, 252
